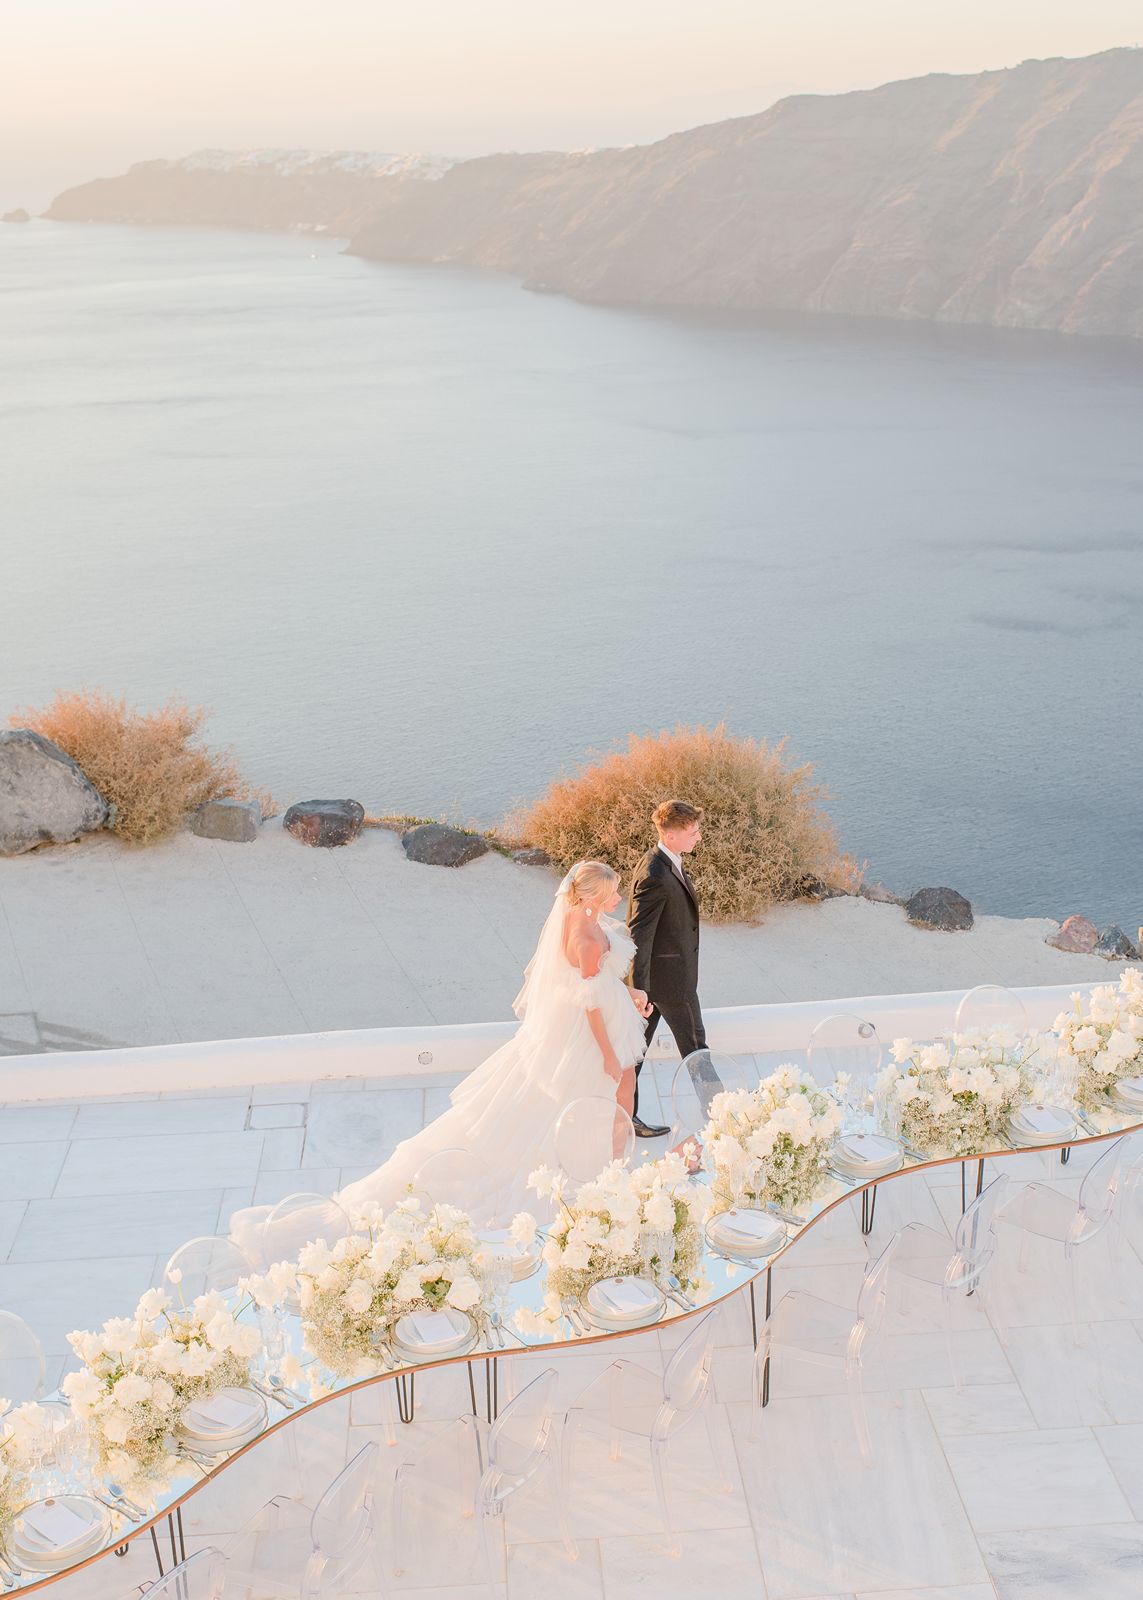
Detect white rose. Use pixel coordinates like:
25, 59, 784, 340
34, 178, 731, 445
446, 1275, 481, 1311
344, 1279, 373, 1316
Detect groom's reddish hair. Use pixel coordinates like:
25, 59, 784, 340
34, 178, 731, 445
652, 799, 704, 832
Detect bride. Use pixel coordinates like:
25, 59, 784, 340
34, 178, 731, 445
230, 861, 651, 1249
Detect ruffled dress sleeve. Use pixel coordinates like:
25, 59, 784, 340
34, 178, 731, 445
571, 971, 608, 1011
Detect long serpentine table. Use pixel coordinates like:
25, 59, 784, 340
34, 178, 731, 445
14, 1104, 1142, 1594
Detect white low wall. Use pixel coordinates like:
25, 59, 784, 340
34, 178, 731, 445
0, 984, 1088, 1103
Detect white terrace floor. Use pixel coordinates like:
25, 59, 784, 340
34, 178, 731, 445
8, 1063, 1143, 1600
0, 826, 1120, 1053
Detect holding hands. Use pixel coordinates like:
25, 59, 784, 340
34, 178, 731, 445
629, 987, 654, 1020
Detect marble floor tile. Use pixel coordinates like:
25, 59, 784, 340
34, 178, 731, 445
1093, 1422, 1143, 1518
860, 1589, 996, 1600
597, 1524, 765, 1599
0, 1104, 78, 1143
70, 1096, 250, 1138
8, 1188, 225, 1263
507, 1537, 603, 1600
259, 1126, 305, 1169
0, 1199, 26, 1261
54, 1129, 264, 1196
979, 1522, 1143, 1600
1002, 1320, 1143, 1426
302, 1088, 427, 1168
250, 1167, 341, 1207
942, 1427, 1132, 1532
249, 1102, 306, 1128
0, 1140, 68, 1200
0, 1253, 158, 1353
731, 1391, 988, 1599
921, 1383, 1037, 1439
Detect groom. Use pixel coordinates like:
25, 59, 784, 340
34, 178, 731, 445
627, 799, 706, 1137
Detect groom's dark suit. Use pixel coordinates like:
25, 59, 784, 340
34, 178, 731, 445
627, 845, 706, 1119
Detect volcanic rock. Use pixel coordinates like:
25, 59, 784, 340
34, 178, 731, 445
283, 799, 365, 847
190, 797, 261, 843
905, 886, 974, 932
1047, 914, 1099, 953
0, 730, 108, 855
402, 823, 489, 867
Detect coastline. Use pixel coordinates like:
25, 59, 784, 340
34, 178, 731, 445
0, 825, 1129, 1057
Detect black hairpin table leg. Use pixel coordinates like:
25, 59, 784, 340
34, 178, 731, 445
761, 1266, 773, 1407
395, 1372, 415, 1424
862, 1184, 878, 1236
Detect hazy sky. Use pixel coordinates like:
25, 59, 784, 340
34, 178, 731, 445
4, 1, 1142, 209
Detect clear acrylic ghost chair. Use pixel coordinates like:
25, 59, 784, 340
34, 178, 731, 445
162, 1235, 257, 1303
669, 1051, 751, 1163
254, 1192, 352, 1273
411, 1146, 500, 1226
0, 1309, 47, 1414
888, 1173, 1010, 1390
136, 1546, 225, 1598
954, 983, 1030, 1039
224, 1440, 380, 1599
806, 1014, 882, 1117
1001, 1134, 1133, 1346
554, 1096, 635, 1191
561, 1308, 730, 1558
753, 1233, 900, 1466
393, 1365, 574, 1584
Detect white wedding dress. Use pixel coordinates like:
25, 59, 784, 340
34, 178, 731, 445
228, 886, 648, 1255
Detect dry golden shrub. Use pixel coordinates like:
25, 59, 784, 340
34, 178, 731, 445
514, 724, 857, 923
12, 690, 271, 846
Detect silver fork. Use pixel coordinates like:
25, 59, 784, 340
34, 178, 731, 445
107, 1483, 149, 1519
666, 1275, 695, 1310
560, 1297, 589, 1335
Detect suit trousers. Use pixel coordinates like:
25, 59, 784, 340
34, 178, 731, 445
635, 996, 708, 1120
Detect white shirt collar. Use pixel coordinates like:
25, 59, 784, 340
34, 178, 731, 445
658, 842, 684, 874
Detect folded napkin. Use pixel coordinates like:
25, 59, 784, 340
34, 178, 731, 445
396, 1309, 468, 1351
711, 1208, 782, 1245
18, 1500, 95, 1551
589, 1277, 658, 1317
1009, 1105, 1073, 1143
186, 1392, 258, 1434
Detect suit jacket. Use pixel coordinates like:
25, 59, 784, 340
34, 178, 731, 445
627, 846, 700, 1005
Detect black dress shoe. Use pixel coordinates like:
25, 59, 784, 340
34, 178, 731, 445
632, 1115, 670, 1138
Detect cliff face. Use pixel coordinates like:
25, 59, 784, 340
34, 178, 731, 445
47, 50, 1143, 338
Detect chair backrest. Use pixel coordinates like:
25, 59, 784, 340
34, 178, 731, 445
411, 1147, 497, 1225
141, 1547, 225, 1599
487, 1366, 558, 1493
163, 1236, 255, 1301
554, 1096, 634, 1186
258, 1193, 351, 1269
306, 1440, 379, 1596
1076, 1136, 1130, 1239
953, 1173, 1010, 1284
0, 1309, 46, 1413
855, 1234, 900, 1339
806, 1014, 882, 1109
669, 1051, 750, 1144
954, 984, 1029, 1040
660, 1308, 719, 1424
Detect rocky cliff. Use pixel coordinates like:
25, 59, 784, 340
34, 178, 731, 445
47, 49, 1143, 338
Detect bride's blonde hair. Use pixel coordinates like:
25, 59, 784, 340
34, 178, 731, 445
564, 860, 619, 907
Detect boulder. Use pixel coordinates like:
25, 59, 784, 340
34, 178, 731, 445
283, 799, 364, 848
858, 881, 906, 906
0, 729, 108, 855
905, 886, 973, 932
1046, 914, 1099, 954
402, 822, 490, 867
190, 797, 261, 843
512, 846, 552, 867
1095, 925, 1140, 962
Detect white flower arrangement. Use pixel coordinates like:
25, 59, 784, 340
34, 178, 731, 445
519, 1152, 709, 1331
296, 1198, 489, 1386
0, 1402, 51, 1548
61, 1287, 261, 1499
703, 1066, 843, 1214
874, 1027, 1033, 1156
1053, 970, 1143, 1111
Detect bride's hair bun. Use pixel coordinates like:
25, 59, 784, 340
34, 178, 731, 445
565, 860, 619, 906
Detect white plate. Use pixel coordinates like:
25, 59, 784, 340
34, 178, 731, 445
831, 1134, 903, 1176
1008, 1104, 1075, 1145
392, 1307, 477, 1360
585, 1275, 663, 1323
9, 1496, 110, 1570
581, 1277, 666, 1331
1113, 1076, 1143, 1107
181, 1386, 266, 1442
706, 1207, 785, 1258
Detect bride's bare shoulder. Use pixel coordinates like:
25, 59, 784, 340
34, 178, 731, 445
563, 910, 607, 973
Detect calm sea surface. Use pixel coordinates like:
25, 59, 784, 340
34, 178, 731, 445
3, 221, 1142, 927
